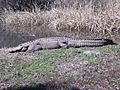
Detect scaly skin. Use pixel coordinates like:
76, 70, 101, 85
8, 37, 116, 53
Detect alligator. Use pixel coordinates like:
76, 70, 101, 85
8, 37, 116, 53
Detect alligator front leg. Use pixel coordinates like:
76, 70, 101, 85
26, 45, 42, 52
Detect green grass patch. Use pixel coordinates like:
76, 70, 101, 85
36, 48, 101, 66
11, 58, 56, 78
98, 45, 120, 52
36, 48, 82, 61
0, 59, 7, 75
79, 51, 100, 65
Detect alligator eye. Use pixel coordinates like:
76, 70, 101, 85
62, 41, 68, 44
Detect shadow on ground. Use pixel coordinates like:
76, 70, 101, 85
5, 81, 80, 90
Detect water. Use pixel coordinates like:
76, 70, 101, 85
0, 25, 37, 48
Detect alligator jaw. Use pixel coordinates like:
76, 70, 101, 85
8, 46, 23, 53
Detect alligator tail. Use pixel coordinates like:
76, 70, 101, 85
68, 39, 116, 47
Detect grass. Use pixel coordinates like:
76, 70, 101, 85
0, 59, 7, 75
99, 45, 120, 52
0, 45, 120, 89
0, 0, 120, 89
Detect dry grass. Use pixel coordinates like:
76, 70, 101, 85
0, 0, 120, 41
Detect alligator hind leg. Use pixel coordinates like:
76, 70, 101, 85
59, 41, 68, 49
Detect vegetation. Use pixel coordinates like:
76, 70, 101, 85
0, 0, 120, 89
0, 45, 120, 89
0, 0, 120, 40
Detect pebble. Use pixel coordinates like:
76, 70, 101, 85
83, 50, 100, 56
